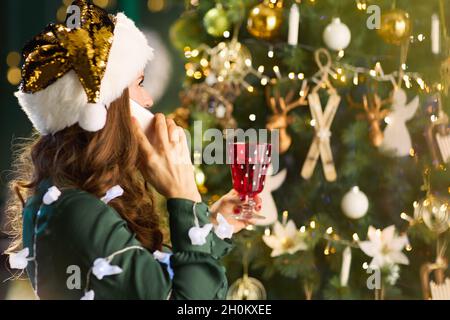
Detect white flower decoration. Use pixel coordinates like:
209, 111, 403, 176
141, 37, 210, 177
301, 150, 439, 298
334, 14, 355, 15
153, 250, 174, 279
9, 248, 30, 269
92, 258, 123, 280
359, 225, 409, 269
81, 290, 95, 300
263, 220, 308, 257
188, 224, 213, 246
43, 186, 61, 205
101, 185, 124, 204
214, 213, 234, 240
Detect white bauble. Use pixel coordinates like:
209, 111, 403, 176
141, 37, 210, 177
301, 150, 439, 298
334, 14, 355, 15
323, 18, 351, 51
341, 186, 369, 219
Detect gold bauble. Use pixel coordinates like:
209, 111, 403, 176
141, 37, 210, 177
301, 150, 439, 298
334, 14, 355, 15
247, 0, 283, 40
415, 195, 449, 234
210, 41, 252, 82
227, 275, 267, 300
377, 9, 411, 45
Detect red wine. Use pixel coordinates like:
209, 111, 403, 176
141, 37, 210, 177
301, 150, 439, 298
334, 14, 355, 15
229, 143, 272, 199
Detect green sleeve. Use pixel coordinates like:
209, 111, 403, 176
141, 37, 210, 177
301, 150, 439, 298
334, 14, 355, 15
50, 191, 233, 300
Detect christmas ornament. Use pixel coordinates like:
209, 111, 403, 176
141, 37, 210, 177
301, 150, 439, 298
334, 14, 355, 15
431, 14, 440, 55
414, 195, 449, 234
377, 9, 411, 45
262, 217, 307, 257
43, 186, 62, 205
347, 93, 391, 147
203, 5, 230, 38
266, 84, 309, 154
255, 165, 287, 226
8, 248, 30, 270
227, 274, 267, 300
209, 40, 252, 83
380, 88, 419, 157
424, 95, 450, 166
288, 3, 300, 46
359, 225, 409, 269
301, 49, 340, 182
322, 18, 351, 51
92, 258, 123, 280
340, 247, 352, 287
430, 278, 450, 300
341, 186, 369, 219
247, 0, 283, 40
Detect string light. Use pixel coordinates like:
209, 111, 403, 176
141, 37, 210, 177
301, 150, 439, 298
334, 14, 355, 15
288, 72, 296, 80
297, 73, 305, 80
310, 221, 316, 229
258, 65, 265, 73
300, 226, 306, 233
268, 49, 274, 58
353, 73, 358, 85
326, 227, 333, 235
352, 233, 360, 241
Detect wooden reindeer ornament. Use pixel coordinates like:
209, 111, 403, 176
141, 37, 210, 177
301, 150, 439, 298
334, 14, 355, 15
425, 94, 450, 166
301, 48, 341, 182
347, 92, 391, 147
266, 81, 309, 154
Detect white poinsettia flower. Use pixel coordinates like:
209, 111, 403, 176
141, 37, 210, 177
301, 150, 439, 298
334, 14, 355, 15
9, 248, 30, 269
214, 213, 234, 240
43, 186, 61, 205
92, 258, 123, 280
101, 185, 124, 204
188, 223, 213, 246
262, 220, 308, 257
359, 225, 409, 269
81, 290, 95, 300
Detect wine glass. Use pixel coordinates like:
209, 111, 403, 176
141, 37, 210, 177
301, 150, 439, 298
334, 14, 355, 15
228, 142, 272, 220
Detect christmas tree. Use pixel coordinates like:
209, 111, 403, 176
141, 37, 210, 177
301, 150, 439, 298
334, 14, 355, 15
169, 0, 450, 300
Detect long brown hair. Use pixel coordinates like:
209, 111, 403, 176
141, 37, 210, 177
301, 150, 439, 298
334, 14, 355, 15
5, 89, 164, 253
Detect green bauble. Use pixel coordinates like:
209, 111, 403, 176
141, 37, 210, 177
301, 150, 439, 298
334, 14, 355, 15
203, 6, 230, 37
170, 12, 206, 51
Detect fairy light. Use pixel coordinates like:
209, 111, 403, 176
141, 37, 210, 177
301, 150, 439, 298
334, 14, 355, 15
417, 34, 425, 42
437, 83, 443, 91
406, 244, 412, 251
416, 77, 425, 90
186, 69, 194, 77
369, 69, 376, 77
268, 49, 274, 58
353, 73, 358, 85
273, 66, 282, 79
223, 31, 230, 38
299, 89, 306, 97
247, 85, 254, 93
249, 114, 256, 121
409, 148, 415, 157
403, 75, 411, 88
340, 75, 347, 83
326, 227, 333, 235
336, 68, 343, 75
362, 262, 369, 270
261, 77, 269, 86
264, 227, 271, 236
300, 226, 306, 233
191, 49, 199, 57
401, 63, 407, 70
338, 50, 345, 58
245, 59, 252, 67
400, 212, 414, 224
297, 73, 305, 80
288, 72, 296, 80
324, 243, 330, 255
310, 119, 316, 127
282, 211, 289, 225
431, 115, 438, 122
352, 233, 360, 241
384, 116, 391, 124
310, 221, 316, 229
193, 71, 202, 79
258, 65, 265, 73
200, 58, 209, 67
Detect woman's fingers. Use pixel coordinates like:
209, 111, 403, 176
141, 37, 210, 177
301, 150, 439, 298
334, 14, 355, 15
131, 117, 154, 157
166, 118, 181, 144
152, 113, 170, 148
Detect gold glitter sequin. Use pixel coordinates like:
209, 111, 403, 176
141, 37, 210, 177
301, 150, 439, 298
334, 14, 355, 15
20, 0, 115, 103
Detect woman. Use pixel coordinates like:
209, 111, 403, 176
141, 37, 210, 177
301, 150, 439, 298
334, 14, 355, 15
5, 0, 256, 300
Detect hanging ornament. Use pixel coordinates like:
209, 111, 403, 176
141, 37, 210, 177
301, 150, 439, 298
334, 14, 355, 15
424, 95, 450, 166
341, 186, 369, 219
227, 275, 267, 300
431, 14, 440, 55
288, 3, 300, 46
414, 195, 449, 234
210, 40, 252, 83
322, 18, 351, 51
203, 4, 230, 38
266, 84, 309, 154
377, 9, 411, 45
347, 92, 391, 147
380, 88, 419, 157
247, 0, 284, 40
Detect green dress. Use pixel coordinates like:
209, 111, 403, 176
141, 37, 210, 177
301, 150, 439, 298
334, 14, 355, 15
22, 179, 233, 300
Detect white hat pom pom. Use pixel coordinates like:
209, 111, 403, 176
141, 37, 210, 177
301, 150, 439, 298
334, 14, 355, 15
78, 103, 108, 132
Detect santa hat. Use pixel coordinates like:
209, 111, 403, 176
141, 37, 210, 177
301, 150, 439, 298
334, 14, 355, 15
15, 0, 154, 135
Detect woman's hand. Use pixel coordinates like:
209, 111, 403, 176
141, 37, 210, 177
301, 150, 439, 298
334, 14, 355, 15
210, 190, 261, 234
132, 114, 201, 203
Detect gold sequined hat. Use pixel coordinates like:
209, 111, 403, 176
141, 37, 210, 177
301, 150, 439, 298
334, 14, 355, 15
15, 0, 154, 134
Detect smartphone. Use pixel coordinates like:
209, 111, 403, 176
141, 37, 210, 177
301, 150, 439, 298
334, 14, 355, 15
130, 99, 154, 132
